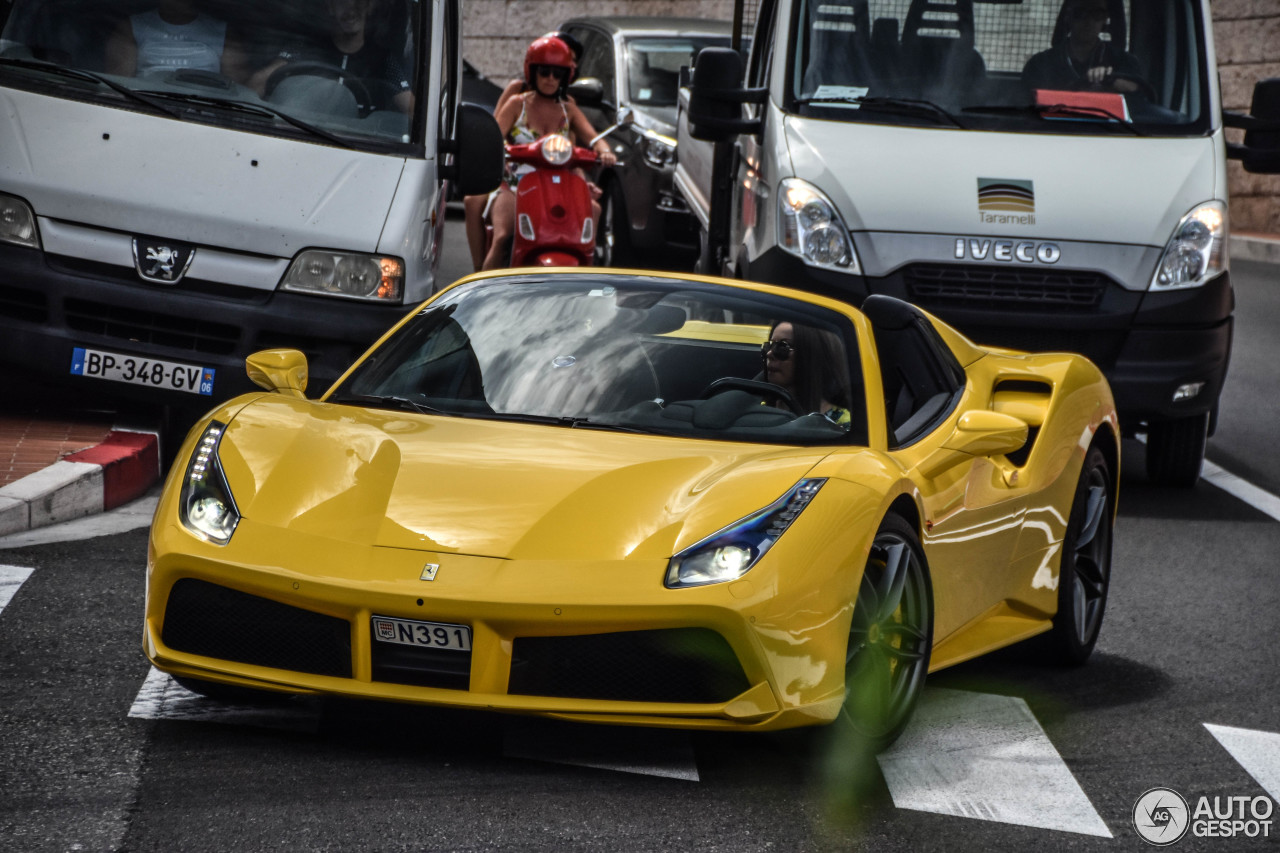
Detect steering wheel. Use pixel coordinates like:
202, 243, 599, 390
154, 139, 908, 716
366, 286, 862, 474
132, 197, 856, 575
1105, 72, 1158, 102
263, 61, 373, 109
699, 377, 803, 415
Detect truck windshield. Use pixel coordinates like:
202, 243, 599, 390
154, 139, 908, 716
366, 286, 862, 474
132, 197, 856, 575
789, 0, 1209, 135
0, 0, 422, 148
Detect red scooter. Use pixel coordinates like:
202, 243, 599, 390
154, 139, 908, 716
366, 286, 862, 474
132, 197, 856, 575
493, 111, 632, 267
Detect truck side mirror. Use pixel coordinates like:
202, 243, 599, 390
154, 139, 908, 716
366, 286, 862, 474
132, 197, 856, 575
687, 47, 765, 142
448, 103, 503, 196
1225, 78, 1280, 174
568, 77, 605, 109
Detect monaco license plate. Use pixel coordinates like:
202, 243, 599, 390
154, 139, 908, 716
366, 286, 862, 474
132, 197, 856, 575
70, 347, 215, 396
372, 616, 471, 651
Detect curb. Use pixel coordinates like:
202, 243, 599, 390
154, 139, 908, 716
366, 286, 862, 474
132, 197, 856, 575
0, 430, 160, 537
1231, 233, 1280, 266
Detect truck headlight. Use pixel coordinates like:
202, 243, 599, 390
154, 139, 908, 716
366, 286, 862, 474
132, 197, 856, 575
1151, 201, 1227, 291
0, 193, 40, 249
281, 250, 404, 302
778, 179, 860, 274
180, 422, 240, 544
640, 129, 676, 169
665, 479, 826, 588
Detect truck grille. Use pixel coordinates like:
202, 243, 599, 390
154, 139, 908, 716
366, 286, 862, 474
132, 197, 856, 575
0, 285, 48, 323
66, 298, 240, 355
508, 628, 750, 704
162, 579, 352, 678
905, 264, 1107, 309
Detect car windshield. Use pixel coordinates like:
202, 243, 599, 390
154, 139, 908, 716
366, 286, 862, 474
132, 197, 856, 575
626, 36, 731, 107
0, 0, 421, 148
332, 274, 868, 446
789, 0, 1209, 135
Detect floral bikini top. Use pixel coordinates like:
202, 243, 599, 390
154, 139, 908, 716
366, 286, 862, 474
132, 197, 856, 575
506, 95, 572, 184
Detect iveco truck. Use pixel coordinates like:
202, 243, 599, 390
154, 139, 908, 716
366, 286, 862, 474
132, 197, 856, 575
676, 0, 1280, 485
0, 0, 500, 411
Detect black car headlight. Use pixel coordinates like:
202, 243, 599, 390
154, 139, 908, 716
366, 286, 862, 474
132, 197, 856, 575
179, 422, 240, 544
665, 479, 826, 588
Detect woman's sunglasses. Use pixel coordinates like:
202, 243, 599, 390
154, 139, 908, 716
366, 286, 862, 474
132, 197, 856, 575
761, 339, 795, 361
535, 65, 569, 81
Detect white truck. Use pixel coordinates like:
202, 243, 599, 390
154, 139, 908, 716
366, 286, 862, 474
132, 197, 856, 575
675, 0, 1280, 485
0, 0, 501, 410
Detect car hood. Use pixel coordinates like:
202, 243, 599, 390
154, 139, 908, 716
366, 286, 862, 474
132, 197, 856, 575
217, 397, 833, 560
0, 88, 404, 257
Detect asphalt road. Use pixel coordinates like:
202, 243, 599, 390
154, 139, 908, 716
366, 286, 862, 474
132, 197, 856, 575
0, 224, 1277, 852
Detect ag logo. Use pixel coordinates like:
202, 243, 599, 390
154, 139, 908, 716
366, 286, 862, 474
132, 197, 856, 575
1134, 787, 1190, 845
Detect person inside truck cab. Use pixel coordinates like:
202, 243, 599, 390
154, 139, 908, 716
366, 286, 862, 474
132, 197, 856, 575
479, 34, 616, 271
243, 0, 413, 113
464, 31, 584, 271
762, 321, 853, 425
1021, 0, 1145, 95
104, 0, 231, 77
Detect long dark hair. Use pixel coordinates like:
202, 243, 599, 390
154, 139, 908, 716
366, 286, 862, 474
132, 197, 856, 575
772, 321, 852, 414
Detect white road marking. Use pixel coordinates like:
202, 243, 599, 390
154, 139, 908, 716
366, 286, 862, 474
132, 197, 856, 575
128, 666, 320, 733
503, 717, 699, 781
0, 493, 158, 549
1205, 723, 1280, 800
877, 687, 1112, 837
0, 564, 33, 613
1201, 460, 1280, 523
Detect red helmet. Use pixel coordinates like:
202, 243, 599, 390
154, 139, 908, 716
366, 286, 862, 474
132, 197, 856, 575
524, 36, 576, 91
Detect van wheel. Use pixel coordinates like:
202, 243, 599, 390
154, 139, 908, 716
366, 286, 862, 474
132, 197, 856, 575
838, 514, 932, 753
1146, 412, 1208, 487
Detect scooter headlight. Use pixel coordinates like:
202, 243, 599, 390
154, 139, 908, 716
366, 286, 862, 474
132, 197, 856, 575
1151, 201, 1227, 291
541, 135, 574, 167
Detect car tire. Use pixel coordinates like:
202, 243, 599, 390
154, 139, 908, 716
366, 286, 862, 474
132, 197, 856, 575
838, 514, 933, 753
1044, 444, 1113, 665
595, 179, 631, 267
1145, 412, 1208, 487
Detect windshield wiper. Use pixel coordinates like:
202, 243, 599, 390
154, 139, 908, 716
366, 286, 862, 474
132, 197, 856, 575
796, 94, 964, 128
962, 102, 1145, 135
135, 90, 358, 148
329, 393, 452, 415
0, 57, 181, 117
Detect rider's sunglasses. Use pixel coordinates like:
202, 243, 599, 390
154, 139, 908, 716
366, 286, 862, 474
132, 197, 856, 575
535, 65, 569, 81
761, 339, 795, 361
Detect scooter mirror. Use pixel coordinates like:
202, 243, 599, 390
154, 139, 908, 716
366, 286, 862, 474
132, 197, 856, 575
616, 106, 636, 127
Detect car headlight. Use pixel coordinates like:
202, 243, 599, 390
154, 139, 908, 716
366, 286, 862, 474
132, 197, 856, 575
1150, 201, 1227, 291
778, 179, 860, 274
179, 421, 240, 544
0, 193, 40, 249
541, 134, 574, 166
665, 479, 826, 588
281, 250, 404, 302
640, 129, 676, 169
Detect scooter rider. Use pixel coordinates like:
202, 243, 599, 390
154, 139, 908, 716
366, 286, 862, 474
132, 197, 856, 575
481, 35, 616, 271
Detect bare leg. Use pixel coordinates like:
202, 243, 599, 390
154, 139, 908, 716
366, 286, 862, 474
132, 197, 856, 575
482, 188, 516, 271
464, 194, 489, 272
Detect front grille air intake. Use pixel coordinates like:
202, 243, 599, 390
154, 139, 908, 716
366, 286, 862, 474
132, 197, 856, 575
905, 264, 1107, 309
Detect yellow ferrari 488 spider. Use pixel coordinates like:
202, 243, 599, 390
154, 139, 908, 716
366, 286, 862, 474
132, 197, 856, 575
145, 269, 1119, 750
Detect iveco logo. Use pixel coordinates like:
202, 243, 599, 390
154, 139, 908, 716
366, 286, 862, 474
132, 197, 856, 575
954, 238, 1061, 264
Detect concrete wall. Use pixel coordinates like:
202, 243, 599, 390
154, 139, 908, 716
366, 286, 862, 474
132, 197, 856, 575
463, 0, 1280, 235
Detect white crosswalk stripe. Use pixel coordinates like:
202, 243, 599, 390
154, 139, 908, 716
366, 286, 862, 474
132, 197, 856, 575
0, 564, 33, 614
128, 666, 320, 732
1205, 723, 1280, 800
878, 687, 1113, 837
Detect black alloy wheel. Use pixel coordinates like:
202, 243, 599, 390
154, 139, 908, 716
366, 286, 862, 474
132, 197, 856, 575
840, 514, 933, 752
1046, 444, 1113, 664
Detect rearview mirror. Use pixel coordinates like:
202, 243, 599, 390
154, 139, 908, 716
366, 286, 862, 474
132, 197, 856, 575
687, 47, 765, 142
448, 103, 504, 196
246, 348, 308, 398
1225, 77, 1280, 174
568, 76, 605, 108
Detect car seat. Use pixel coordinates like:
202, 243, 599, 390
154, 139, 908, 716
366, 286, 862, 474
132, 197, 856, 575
801, 0, 877, 92
898, 0, 985, 103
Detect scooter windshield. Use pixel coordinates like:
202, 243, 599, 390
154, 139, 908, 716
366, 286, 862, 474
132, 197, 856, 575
789, 0, 1211, 136
0, 0, 423, 149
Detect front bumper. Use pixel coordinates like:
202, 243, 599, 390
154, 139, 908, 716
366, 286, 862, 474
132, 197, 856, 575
144, 513, 857, 732
0, 243, 411, 405
743, 247, 1233, 428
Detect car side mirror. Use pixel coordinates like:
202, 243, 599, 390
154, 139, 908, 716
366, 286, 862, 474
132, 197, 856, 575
568, 76, 605, 108
246, 348, 308, 398
446, 103, 504, 196
916, 410, 1028, 478
616, 105, 635, 127
1225, 77, 1280, 174
687, 47, 765, 142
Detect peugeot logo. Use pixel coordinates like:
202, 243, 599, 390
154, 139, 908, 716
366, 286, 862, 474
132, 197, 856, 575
132, 236, 195, 284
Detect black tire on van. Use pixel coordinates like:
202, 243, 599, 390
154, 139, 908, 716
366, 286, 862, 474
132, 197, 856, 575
1145, 411, 1209, 487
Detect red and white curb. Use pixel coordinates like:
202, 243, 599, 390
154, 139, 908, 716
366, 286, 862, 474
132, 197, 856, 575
0, 430, 160, 537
